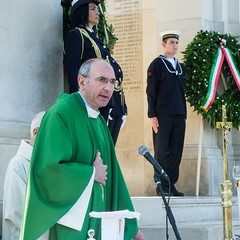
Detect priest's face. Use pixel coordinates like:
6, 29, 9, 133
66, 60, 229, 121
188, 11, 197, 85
79, 59, 116, 110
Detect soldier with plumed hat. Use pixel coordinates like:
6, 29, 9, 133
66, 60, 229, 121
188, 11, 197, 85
146, 30, 187, 197
64, 0, 128, 146
71, 0, 100, 12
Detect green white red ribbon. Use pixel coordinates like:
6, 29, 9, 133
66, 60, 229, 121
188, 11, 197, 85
201, 39, 240, 111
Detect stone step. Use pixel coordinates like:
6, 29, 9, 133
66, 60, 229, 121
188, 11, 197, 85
1, 197, 240, 239
140, 222, 240, 240
132, 196, 240, 240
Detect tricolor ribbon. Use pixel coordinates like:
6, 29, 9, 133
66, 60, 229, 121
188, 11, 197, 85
200, 39, 240, 111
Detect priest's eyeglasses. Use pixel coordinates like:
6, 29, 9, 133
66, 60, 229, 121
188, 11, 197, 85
83, 75, 116, 87
94, 76, 116, 87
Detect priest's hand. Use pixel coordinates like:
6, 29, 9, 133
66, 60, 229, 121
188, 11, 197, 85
93, 151, 108, 186
132, 230, 149, 240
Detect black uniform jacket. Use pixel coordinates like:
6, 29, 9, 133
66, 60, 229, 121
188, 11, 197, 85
146, 55, 186, 118
64, 26, 127, 115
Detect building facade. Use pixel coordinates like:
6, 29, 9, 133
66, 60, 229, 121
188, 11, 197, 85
0, 0, 240, 236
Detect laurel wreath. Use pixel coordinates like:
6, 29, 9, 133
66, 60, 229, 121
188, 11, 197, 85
182, 30, 240, 129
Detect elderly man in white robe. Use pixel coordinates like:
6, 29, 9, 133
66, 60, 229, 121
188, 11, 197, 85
2, 111, 45, 240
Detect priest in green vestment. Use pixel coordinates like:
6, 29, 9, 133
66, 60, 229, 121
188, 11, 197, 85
20, 58, 147, 240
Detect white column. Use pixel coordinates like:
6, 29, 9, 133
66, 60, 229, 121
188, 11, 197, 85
0, 0, 64, 234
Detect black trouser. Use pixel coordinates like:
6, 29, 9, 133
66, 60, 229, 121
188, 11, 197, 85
153, 115, 185, 190
99, 107, 122, 146
108, 114, 122, 146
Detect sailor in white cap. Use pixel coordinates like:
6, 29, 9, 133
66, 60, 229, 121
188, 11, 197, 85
146, 30, 186, 197
159, 30, 181, 42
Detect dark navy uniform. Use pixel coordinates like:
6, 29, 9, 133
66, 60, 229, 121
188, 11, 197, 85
64, 26, 110, 93
107, 56, 127, 145
146, 54, 186, 192
64, 26, 127, 144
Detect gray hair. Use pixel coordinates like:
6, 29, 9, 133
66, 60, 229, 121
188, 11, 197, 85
78, 58, 97, 77
78, 58, 113, 78
30, 111, 45, 137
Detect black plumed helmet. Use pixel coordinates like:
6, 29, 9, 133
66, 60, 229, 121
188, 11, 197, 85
72, 0, 100, 13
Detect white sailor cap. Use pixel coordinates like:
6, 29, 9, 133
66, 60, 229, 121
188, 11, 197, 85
159, 30, 181, 41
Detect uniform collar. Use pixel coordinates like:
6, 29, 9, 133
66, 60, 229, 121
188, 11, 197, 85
86, 26, 94, 32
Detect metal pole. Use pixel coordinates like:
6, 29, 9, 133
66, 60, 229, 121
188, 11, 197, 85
216, 105, 233, 240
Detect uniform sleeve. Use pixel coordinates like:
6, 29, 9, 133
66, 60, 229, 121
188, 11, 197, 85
64, 29, 83, 93
146, 60, 159, 118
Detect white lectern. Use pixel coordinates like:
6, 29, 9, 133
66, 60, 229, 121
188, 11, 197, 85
89, 210, 140, 240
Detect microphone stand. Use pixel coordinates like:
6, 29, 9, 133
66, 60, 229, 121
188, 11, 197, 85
155, 177, 182, 240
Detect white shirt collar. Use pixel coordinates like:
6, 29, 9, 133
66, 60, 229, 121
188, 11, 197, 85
86, 26, 94, 32
16, 139, 33, 162
166, 57, 177, 69
78, 92, 100, 119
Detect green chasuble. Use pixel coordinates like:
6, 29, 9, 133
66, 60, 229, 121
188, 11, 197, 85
20, 93, 138, 240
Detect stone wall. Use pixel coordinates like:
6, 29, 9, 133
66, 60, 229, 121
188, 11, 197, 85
0, 0, 63, 236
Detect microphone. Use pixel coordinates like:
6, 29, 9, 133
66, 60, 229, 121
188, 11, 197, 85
138, 145, 170, 182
